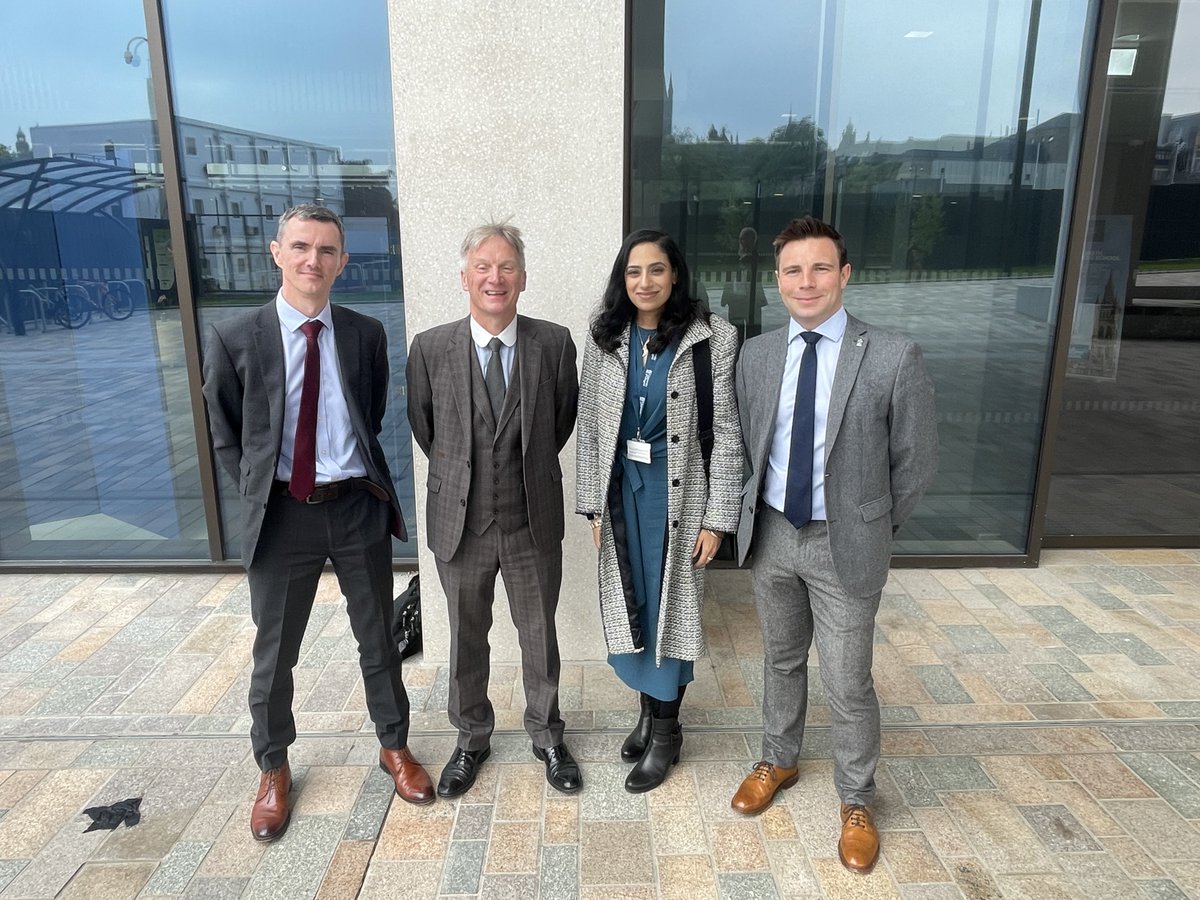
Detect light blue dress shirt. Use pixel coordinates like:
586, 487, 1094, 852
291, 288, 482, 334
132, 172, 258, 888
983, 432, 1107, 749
274, 292, 368, 484
470, 314, 517, 387
762, 307, 847, 522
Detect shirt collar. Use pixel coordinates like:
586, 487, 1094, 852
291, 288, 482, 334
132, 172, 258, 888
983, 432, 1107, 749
276, 291, 333, 333
788, 306, 847, 346
470, 314, 518, 348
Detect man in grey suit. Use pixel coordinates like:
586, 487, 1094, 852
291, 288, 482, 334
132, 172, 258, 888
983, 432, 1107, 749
202, 205, 434, 842
730, 216, 937, 873
407, 222, 581, 796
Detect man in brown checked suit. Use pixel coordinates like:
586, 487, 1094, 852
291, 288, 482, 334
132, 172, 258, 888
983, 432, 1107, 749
406, 222, 580, 796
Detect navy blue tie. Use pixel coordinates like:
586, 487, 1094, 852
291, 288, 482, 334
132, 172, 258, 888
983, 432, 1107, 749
784, 331, 822, 528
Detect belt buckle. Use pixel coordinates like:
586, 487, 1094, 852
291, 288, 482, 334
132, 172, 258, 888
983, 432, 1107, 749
305, 482, 335, 504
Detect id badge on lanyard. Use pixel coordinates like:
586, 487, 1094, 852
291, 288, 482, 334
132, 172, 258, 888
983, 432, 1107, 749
626, 346, 656, 464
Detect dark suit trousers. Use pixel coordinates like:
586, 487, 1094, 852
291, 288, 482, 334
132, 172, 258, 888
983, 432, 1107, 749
247, 488, 408, 771
435, 521, 564, 751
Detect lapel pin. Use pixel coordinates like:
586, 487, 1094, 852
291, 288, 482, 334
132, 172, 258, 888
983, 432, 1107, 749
855, 337, 864, 347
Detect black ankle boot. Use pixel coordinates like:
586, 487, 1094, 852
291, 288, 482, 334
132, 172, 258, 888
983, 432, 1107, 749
620, 693, 655, 762
624, 716, 681, 793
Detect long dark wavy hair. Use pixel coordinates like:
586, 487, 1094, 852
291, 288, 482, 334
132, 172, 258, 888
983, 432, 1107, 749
590, 229, 709, 355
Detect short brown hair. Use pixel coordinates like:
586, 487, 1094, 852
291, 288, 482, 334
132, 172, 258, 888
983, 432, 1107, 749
277, 204, 345, 249
773, 216, 849, 268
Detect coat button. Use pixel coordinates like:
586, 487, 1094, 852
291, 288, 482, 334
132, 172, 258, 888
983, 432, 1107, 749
459, 499, 466, 507
671, 391, 679, 399
466, 461, 471, 469
671, 520, 679, 528
671, 435, 679, 443
672, 478, 680, 487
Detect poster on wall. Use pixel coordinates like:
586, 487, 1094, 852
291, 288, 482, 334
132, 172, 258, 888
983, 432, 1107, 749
1067, 215, 1131, 381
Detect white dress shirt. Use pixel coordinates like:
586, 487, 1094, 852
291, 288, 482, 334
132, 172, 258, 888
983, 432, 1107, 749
275, 292, 368, 484
470, 314, 518, 387
762, 307, 847, 522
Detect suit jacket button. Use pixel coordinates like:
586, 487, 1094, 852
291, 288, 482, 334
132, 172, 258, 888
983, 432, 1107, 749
459, 499, 466, 507
670, 435, 679, 443
466, 461, 471, 469
671, 391, 679, 399
671, 520, 679, 528
672, 478, 680, 487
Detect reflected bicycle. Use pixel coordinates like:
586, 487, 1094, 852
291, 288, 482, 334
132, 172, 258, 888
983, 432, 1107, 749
69, 280, 135, 320
17, 284, 91, 329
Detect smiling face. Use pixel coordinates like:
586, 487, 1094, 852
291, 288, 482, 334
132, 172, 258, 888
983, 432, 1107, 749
624, 240, 677, 327
270, 217, 348, 313
775, 236, 851, 330
461, 234, 526, 332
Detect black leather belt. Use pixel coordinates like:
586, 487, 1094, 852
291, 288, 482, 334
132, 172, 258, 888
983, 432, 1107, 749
275, 478, 390, 504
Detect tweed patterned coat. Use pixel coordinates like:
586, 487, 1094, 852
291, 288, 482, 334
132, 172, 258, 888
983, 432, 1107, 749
576, 314, 742, 664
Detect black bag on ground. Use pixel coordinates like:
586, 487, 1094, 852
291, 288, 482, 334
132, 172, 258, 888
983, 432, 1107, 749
392, 574, 422, 659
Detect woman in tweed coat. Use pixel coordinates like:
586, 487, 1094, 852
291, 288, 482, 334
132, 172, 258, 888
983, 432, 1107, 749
576, 230, 742, 792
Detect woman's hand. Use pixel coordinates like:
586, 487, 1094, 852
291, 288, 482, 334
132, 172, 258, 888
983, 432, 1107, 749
590, 519, 601, 550
693, 528, 723, 568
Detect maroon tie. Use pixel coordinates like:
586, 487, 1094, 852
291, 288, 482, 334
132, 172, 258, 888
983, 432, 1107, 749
289, 319, 324, 500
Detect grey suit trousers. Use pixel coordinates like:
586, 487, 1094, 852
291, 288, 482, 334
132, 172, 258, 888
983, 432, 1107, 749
752, 507, 881, 807
435, 521, 564, 751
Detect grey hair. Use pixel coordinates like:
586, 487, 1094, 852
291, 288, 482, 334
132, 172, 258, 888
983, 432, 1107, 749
459, 220, 526, 271
277, 204, 345, 249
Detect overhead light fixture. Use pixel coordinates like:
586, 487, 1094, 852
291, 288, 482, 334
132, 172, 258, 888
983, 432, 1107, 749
904, 31, 934, 39
1108, 48, 1137, 76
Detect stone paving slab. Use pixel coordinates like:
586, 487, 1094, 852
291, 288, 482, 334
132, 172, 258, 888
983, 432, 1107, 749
0, 552, 1197, 896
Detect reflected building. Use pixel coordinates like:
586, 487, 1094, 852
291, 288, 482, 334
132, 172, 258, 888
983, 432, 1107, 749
1, 0, 1197, 569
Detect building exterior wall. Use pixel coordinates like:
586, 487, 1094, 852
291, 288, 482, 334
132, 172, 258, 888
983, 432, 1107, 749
387, 1, 625, 661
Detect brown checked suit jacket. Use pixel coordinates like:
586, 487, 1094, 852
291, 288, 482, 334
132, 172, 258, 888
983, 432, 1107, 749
406, 314, 578, 562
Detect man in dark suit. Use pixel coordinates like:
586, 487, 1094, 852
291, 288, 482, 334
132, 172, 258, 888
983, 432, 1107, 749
731, 216, 938, 873
202, 204, 434, 842
406, 222, 580, 796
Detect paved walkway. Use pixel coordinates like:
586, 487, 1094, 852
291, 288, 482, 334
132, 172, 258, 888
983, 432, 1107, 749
0, 549, 1198, 898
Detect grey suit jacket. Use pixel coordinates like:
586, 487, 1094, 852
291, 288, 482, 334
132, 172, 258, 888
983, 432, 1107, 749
735, 312, 937, 597
201, 301, 407, 564
406, 314, 578, 563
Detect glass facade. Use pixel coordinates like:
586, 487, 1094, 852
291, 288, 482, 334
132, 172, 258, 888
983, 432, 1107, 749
0, 1, 208, 560
1, 0, 416, 563
0, 1, 1196, 565
1045, 0, 1200, 539
631, 0, 1095, 555
159, 0, 414, 559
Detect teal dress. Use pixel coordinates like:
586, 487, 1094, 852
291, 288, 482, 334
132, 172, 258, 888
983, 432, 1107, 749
608, 327, 694, 700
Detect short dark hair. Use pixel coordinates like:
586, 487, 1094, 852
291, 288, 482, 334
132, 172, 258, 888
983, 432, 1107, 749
590, 229, 707, 355
773, 216, 849, 268
277, 204, 345, 249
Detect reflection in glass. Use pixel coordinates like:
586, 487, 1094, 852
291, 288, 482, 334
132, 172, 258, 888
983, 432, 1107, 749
631, 0, 1093, 553
1047, 0, 1200, 537
0, 3, 206, 560
160, 0, 415, 560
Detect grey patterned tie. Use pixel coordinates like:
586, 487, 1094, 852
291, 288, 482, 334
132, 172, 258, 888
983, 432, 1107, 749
485, 336, 506, 418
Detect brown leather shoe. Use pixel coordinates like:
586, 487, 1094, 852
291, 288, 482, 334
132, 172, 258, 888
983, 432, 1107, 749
250, 762, 292, 842
838, 803, 880, 873
730, 761, 799, 815
379, 746, 435, 805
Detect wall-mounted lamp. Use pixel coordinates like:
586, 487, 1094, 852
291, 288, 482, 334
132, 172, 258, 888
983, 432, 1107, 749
124, 36, 148, 67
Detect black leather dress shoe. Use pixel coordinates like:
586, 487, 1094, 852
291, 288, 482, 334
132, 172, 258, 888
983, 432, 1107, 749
533, 743, 583, 794
437, 746, 490, 798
